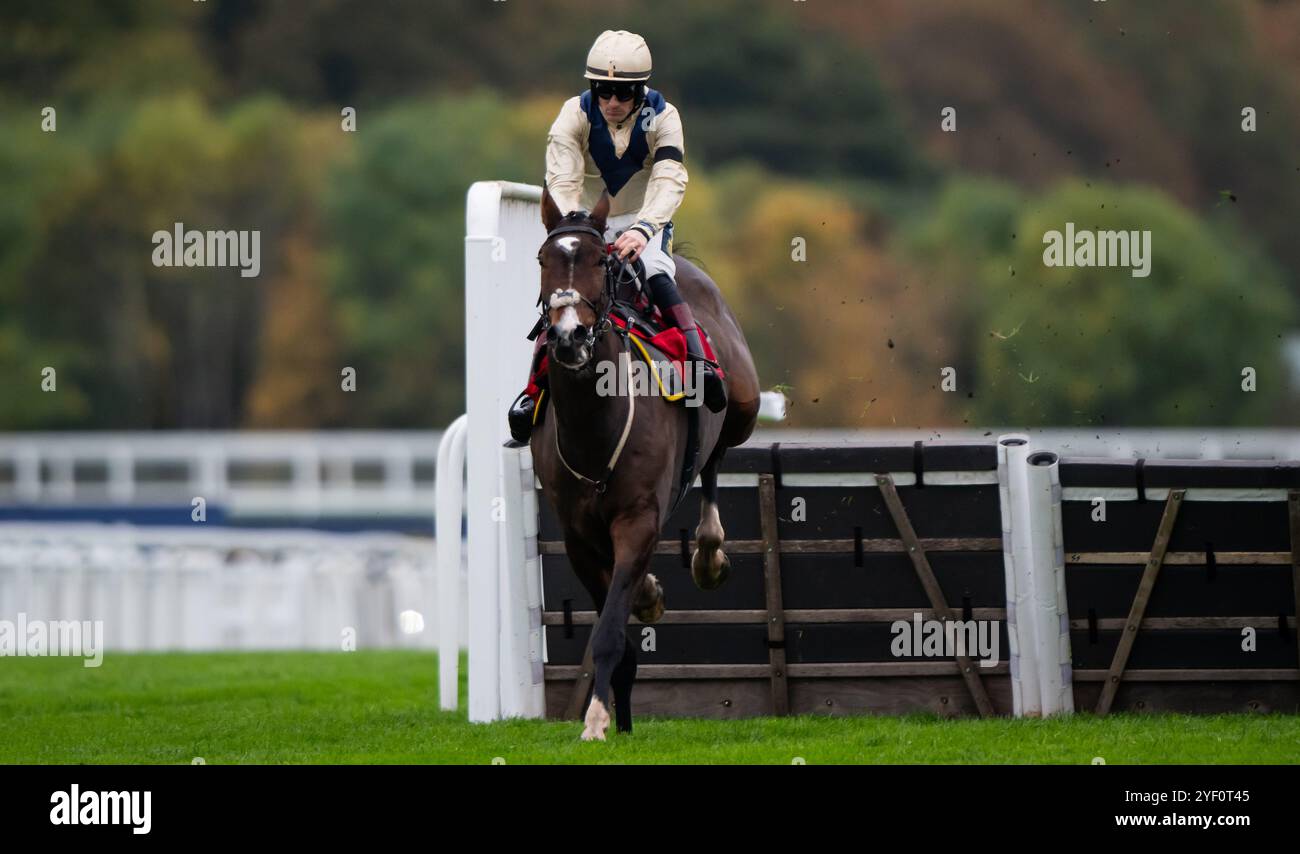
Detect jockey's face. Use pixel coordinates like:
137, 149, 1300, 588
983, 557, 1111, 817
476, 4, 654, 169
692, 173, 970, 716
597, 94, 633, 124
594, 82, 638, 124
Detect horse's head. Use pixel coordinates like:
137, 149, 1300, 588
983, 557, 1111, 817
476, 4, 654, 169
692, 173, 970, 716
537, 187, 612, 370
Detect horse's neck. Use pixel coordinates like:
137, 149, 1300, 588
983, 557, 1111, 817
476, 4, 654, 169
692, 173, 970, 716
549, 337, 630, 465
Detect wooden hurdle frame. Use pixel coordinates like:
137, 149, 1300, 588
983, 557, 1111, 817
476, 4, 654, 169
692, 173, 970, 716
532, 444, 1300, 721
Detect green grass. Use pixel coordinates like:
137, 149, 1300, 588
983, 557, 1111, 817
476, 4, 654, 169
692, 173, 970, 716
2, 651, 1298, 764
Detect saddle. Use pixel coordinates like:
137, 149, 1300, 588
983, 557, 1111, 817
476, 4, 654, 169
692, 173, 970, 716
523, 264, 722, 413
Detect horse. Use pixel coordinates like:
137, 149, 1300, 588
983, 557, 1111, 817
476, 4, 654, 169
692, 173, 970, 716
528, 188, 761, 740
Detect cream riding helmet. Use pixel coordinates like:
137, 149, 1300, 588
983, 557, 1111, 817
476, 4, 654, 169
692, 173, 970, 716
584, 30, 652, 109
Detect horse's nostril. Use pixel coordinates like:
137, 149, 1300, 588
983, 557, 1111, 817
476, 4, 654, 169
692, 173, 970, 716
546, 326, 558, 342
573, 326, 588, 341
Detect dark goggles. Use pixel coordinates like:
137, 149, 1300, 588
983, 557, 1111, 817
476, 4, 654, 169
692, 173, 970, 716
591, 81, 641, 103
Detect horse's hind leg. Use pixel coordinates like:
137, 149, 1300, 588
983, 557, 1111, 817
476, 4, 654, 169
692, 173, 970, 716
631, 569, 664, 623
690, 448, 731, 591
582, 513, 657, 741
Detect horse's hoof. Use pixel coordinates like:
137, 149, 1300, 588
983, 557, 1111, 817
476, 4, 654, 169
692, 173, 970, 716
691, 548, 731, 591
581, 697, 610, 741
633, 573, 665, 623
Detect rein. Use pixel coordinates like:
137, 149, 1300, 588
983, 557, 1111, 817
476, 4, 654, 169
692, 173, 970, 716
554, 346, 635, 494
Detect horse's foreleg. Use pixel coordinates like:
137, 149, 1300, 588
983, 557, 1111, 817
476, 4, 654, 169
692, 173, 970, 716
582, 513, 657, 741
610, 635, 638, 734
690, 449, 731, 590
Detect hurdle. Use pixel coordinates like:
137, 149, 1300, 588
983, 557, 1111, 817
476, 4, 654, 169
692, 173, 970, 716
438, 181, 1300, 721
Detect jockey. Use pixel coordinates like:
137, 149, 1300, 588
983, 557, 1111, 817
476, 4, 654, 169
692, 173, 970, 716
507, 29, 727, 444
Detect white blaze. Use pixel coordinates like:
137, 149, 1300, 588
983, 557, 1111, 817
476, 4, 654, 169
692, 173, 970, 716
556, 235, 580, 289
555, 305, 579, 337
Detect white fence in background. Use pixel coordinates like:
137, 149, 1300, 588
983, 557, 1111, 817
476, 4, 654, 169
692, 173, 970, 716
0, 524, 457, 651
0, 431, 440, 519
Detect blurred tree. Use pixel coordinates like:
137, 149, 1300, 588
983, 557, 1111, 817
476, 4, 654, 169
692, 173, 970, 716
0, 323, 93, 428
198, 0, 928, 185
0, 93, 319, 429
244, 230, 346, 428
634, 0, 930, 184
1244, 0, 1300, 77
2, 0, 1298, 434
972, 181, 1294, 426
1061, 0, 1300, 301
0, 103, 101, 427
899, 176, 1025, 403
323, 90, 555, 427
678, 165, 952, 427
814, 0, 1199, 198
0, 0, 202, 102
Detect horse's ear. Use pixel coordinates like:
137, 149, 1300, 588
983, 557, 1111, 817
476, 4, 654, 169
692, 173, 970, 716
541, 185, 563, 231
590, 192, 611, 231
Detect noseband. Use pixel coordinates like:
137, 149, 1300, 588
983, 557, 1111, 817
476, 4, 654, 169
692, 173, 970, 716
535, 220, 638, 351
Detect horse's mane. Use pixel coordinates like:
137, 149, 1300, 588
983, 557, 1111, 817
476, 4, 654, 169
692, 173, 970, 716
673, 239, 708, 274
557, 211, 599, 230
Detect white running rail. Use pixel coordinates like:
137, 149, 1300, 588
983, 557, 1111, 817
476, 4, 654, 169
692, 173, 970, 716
0, 522, 455, 651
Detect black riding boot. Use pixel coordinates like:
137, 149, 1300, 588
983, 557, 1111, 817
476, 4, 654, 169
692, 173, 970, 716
506, 391, 535, 446
646, 272, 727, 413
505, 335, 548, 446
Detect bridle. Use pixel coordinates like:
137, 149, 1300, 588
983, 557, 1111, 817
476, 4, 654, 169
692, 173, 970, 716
534, 216, 641, 493
534, 219, 639, 352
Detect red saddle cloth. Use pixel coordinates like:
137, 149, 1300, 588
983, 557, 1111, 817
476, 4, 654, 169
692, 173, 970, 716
524, 299, 722, 402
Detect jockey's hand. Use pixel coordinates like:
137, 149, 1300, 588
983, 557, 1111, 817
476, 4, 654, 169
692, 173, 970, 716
613, 229, 648, 261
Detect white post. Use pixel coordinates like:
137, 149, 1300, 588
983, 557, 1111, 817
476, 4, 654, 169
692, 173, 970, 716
108, 446, 135, 504
435, 414, 468, 710
385, 446, 415, 508
519, 447, 545, 704
498, 445, 546, 718
497, 453, 521, 716
292, 449, 321, 516
15, 444, 40, 503
1025, 451, 1074, 714
997, 434, 1041, 717
464, 181, 545, 722
195, 448, 223, 506
49, 455, 75, 502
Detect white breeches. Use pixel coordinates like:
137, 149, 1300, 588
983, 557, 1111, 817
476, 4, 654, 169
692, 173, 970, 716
605, 213, 676, 280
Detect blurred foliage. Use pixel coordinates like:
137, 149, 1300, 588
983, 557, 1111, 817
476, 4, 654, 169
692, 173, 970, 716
974, 182, 1294, 426
322, 91, 554, 427
906, 178, 1294, 426
0, 92, 322, 427
0, 0, 1297, 430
